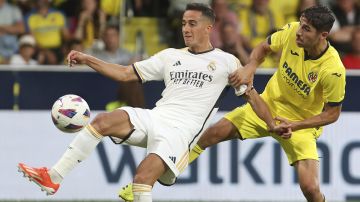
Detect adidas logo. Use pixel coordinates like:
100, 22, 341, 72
173, 61, 181, 66
169, 156, 176, 163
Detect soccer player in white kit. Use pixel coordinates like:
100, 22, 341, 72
18, 3, 287, 201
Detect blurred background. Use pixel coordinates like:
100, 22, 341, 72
0, 0, 360, 201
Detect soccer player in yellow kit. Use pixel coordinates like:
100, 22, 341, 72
190, 5, 345, 202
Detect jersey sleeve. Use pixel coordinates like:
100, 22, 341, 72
320, 66, 346, 105
228, 54, 242, 73
132, 49, 167, 82
227, 54, 247, 96
268, 22, 296, 52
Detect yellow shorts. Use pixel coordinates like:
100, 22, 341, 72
225, 103, 323, 165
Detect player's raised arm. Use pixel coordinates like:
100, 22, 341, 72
243, 88, 292, 139
67, 50, 139, 82
229, 40, 273, 92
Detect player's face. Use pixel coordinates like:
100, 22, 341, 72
296, 17, 322, 49
182, 10, 212, 48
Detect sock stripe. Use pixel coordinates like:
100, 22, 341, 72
176, 151, 189, 173
189, 144, 204, 164
133, 183, 152, 189
133, 185, 151, 190
134, 184, 151, 188
193, 144, 204, 154
86, 125, 103, 139
133, 188, 151, 192
133, 183, 151, 193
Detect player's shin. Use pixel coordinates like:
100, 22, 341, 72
189, 144, 204, 164
133, 183, 152, 202
50, 125, 103, 183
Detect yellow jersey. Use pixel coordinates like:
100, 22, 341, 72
263, 22, 346, 120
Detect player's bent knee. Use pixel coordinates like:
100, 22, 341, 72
90, 112, 112, 135
90, 110, 132, 136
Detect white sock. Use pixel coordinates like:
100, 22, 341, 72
50, 125, 102, 183
48, 169, 62, 184
133, 183, 152, 202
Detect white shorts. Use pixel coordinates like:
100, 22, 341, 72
110, 107, 195, 185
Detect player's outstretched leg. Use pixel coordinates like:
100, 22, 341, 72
119, 182, 134, 201
18, 109, 133, 195
17, 124, 102, 195
131, 153, 167, 202
17, 163, 60, 195
189, 118, 238, 163
295, 159, 325, 202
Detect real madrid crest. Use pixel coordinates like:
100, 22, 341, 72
207, 61, 216, 71
308, 72, 318, 83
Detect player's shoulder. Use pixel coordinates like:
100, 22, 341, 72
273, 22, 298, 38
210, 48, 239, 64
157, 48, 176, 53
320, 45, 346, 75
213, 48, 229, 55
279, 22, 299, 31
156, 47, 188, 55
270, 22, 298, 46
211, 48, 238, 59
211, 48, 241, 68
323, 46, 344, 67
161, 47, 236, 58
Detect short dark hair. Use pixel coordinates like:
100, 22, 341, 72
300, 5, 335, 32
185, 3, 215, 24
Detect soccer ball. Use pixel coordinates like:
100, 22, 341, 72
51, 94, 91, 133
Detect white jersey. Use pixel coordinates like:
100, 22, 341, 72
133, 48, 241, 139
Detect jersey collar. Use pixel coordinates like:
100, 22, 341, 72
187, 47, 215, 55
304, 41, 330, 61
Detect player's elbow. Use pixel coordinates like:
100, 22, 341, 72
115, 66, 137, 82
329, 112, 340, 124
325, 109, 341, 125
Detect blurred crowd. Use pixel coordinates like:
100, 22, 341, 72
1, 0, 360, 69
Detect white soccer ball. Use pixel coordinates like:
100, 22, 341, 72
51, 94, 91, 133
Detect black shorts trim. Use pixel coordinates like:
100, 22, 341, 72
188, 86, 230, 149
132, 64, 142, 83
109, 128, 135, 144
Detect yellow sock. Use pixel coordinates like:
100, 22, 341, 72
189, 144, 204, 164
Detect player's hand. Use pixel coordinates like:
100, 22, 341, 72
273, 116, 293, 139
268, 122, 292, 139
67, 50, 88, 67
228, 65, 255, 92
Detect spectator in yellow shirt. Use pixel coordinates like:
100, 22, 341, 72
25, 0, 70, 64
239, 0, 284, 68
